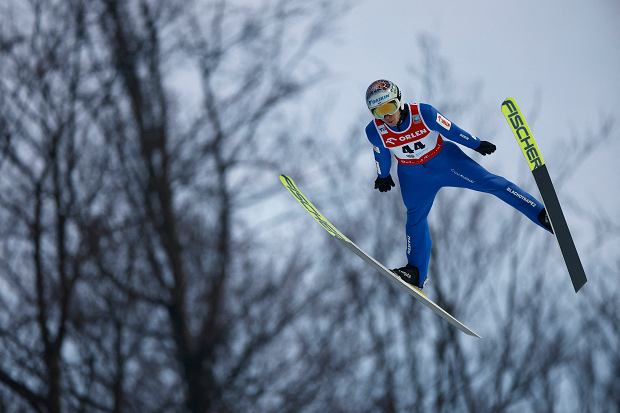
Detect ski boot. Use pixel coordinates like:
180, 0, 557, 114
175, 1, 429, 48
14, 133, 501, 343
538, 208, 554, 233
392, 264, 427, 289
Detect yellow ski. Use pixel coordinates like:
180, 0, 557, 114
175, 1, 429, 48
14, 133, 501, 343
280, 174, 480, 337
501, 98, 587, 292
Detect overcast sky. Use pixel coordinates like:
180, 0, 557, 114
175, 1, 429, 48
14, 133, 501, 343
314, 0, 620, 223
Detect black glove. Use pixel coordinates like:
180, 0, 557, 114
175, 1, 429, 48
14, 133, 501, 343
374, 175, 395, 192
474, 140, 496, 155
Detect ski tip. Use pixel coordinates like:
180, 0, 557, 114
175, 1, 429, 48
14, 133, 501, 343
500, 97, 519, 113
279, 174, 292, 185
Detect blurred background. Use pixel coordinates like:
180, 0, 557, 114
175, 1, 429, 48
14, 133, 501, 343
0, 0, 618, 412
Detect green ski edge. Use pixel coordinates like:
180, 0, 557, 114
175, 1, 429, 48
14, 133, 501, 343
500, 98, 587, 293
279, 174, 481, 338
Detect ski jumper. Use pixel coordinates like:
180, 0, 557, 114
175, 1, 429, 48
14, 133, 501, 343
365, 103, 547, 286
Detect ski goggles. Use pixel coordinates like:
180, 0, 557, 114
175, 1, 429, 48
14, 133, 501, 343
371, 100, 400, 119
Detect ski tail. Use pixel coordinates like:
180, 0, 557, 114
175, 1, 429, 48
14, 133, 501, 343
501, 98, 587, 292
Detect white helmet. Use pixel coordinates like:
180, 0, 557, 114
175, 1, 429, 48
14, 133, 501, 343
365, 79, 403, 119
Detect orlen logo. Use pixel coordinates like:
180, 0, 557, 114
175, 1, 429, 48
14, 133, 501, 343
385, 129, 428, 146
403, 128, 428, 141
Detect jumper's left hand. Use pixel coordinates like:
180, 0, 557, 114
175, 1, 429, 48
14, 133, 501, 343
474, 140, 496, 155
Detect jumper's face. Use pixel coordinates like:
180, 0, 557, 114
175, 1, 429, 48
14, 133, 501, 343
382, 106, 402, 126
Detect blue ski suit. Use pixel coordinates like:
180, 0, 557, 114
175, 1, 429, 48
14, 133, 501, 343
365, 103, 547, 286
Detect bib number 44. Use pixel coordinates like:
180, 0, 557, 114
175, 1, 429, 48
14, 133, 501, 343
401, 142, 426, 153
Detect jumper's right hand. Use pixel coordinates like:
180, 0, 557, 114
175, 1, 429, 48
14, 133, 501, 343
374, 175, 395, 192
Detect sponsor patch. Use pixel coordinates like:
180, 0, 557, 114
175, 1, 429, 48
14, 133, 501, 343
378, 124, 388, 135
436, 113, 452, 130
369, 94, 390, 106
451, 168, 474, 183
413, 114, 421, 123
382, 128, 429, 148
373, 145, 380, 153
506, 187, 537, 207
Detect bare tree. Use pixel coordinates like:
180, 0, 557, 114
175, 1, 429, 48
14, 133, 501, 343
0, 0, 116, 411
2, 1, 618, 411
89, 0, 357, 411
1, 0, 358, 411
